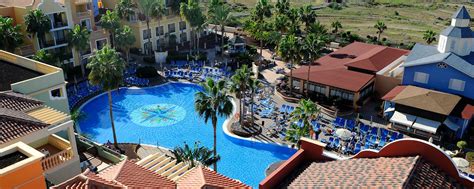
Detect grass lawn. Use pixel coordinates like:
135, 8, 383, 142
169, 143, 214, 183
221, 1, 473, 45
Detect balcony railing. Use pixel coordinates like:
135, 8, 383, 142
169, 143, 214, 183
41, 147, 73, 171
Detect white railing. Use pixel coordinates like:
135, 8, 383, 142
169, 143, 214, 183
41, 147, 73, 171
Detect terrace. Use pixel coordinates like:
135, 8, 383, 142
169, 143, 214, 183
0, 60, 42, 91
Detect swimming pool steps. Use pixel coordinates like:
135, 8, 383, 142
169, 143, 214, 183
137, 153, 194, 181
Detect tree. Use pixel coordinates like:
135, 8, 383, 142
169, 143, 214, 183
115, 25, 136, 64
275, 0, 289, 16
152, 0, 167, 51
374, 20, 387, 42
248, 77, 261, 128
24, 9, 51, 49
252, 0, 272, 57
180, 0, 206, 54
457, 141, 467, 153
273, 14, 289, 34
172, 142, 220, 168
137, 0, 159, 54
277, 34, 301, 93
87, 46, 126, 148
302, 33, 328, 96
116, 0, 136, 20
331, 20, 342, 34
68, 24, 91, 77
71, 109, 86, 131
307, 21, 328, 36
0, 17, 23, 52
423, 30, 437, 45
208, 3, 233, 48
290, 99, 320, 140
287, 8, 301, 35
299, 5, 317, 29
100, 10, 120, 48
32, 49, 57, 65
194, 78, 233, 171
229, 65, 251, 127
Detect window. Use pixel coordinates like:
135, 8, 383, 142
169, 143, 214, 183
144, 41, 153, 55
156, 26, 164, 36
179, 21, 186, 30
143, 29, 151, 40
414, 72, 429, 84
168, 23, 175, 33
330, 88, 354, 101
96, 39, 107, 50
180, 32, 187, 43
449, 79, 465, 91
50, 88, 65, 100
437, 62, 448, 69
81, 19, 92, 31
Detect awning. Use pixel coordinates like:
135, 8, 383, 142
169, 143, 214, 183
443, 119, 461, 131
412, 117, 441, 134
390, 111, 416, 126
384, 107, 395, 113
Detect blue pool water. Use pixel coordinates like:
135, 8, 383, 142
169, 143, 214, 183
78, 82, 296, 187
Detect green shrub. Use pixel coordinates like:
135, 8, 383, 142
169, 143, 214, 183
457, 140, 468, 151
466, 152, 474, 162
136, 66, 158, 78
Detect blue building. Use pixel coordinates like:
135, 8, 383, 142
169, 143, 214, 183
383, 6, 473, 141
402, 6, 474, 100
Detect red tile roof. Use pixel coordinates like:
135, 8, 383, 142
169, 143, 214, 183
381, 85, 406, 101
461, 104, 474, 119
0, 108, 48, 144
104, 160, 176, 188
290, 42, 408, 92
287, 156, 418, 188
177, 166, 251, 188
0, 91, 43, 112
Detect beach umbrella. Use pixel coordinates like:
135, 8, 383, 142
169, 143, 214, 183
335, 128, 352, 141
452, 157, 469, 168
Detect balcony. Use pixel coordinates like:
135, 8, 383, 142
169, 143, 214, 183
75, 0, 91, 4
35, 135, 73, 172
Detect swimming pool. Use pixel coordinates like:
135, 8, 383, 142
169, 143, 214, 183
78, 82, 296, 187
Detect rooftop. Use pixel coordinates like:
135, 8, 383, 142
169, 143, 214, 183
453, 5, 471, 19
0, 60, 42, 91
290, 42, 409, 92
383, 85, 462, 115
177, 166, 251, 188
260, 138, 474, 188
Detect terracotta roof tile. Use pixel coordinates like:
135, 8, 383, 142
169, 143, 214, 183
0, 91, 43, 112
177, 166, 251, 188
407, 158, 465, 188
113, 160, 176, 188
290, 42, 407, 92
287, 156, 418, 188
461, 104, 474, 119
0, 108, 48, 144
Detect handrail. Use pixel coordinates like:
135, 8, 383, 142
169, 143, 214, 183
41, 147, 73, 171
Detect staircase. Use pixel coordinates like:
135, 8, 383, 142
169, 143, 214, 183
136, 153, 192, 181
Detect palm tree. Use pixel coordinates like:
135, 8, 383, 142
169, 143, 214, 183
71, 109, 86, 131
278, 34, 301, 94
137, 0, 159, 54
290, 99, 319, 140
115, 25, 136, 64
87, 46, 126, 148
152, 0, 166, 51
0, 17, 23, 52
180, 0, 206, 54
273, 14, 289, 34
194, 78, 233, 171
32, 49, 56, 64
331, 20, 342, 34
116, 0, 136, 20
208, 3, 233, 48
299, 5, 316, 29
423, 30, 437, 45
100, 10, 120, 48
172, 142, 220, 168
24, 9, 51, 49
374, 20, 387, 42
229, 65, 251, 127
252, 0, 272, 57
307, 21, 328, 35
248, 78, 261, 128
285, 123, 309, 147
302, 33, 328, 96
68, 24, 91, 77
